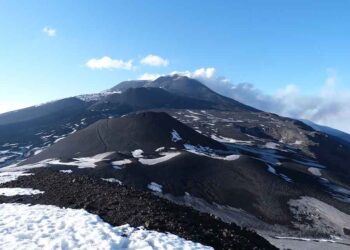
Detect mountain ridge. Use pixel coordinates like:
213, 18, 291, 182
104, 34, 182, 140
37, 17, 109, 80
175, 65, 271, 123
1, 74, 350, 249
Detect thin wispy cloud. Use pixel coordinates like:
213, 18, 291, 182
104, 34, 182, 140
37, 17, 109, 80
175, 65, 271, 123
140, 55, 169, 67
86, 56, 133, 70
42, 26, 56, 37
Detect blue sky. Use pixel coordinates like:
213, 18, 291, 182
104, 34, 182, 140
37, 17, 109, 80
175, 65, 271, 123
0, 1, 349, 131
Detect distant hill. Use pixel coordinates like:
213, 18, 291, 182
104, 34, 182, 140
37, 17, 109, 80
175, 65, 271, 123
301, 119, 350, 143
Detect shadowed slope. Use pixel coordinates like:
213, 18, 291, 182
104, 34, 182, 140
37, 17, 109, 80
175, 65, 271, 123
23, 112, 225, 164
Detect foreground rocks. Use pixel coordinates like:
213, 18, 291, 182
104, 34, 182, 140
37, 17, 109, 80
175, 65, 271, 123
0, 168, 276, 250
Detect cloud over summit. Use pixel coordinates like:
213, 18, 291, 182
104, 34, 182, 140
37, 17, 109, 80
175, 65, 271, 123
138, 67, 350, 133
186, 68, 350, 133
140, 55, 169, 67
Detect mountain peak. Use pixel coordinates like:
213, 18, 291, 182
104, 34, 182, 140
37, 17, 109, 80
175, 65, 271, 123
108, 75, 258, 112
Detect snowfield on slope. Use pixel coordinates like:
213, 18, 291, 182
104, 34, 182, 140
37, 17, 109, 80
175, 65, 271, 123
1, 152, 115, 171
139, 152, 181, 165
184, 144, 240, 161
0, 171, 34, 184
0, 203, 212, 250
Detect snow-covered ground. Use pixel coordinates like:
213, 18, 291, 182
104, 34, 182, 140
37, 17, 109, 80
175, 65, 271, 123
0, 188, 44, 196
0, 203, 211, 250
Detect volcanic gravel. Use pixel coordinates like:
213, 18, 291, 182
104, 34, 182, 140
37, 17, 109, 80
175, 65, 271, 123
0, 168, 276, 250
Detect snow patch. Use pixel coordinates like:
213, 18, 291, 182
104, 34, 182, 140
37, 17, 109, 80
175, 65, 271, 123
264, 142, 279, 149
0, 203, 211, 249
184, 115, 200, 121
266, 165, 293, 182
308, 167, 322, 176
76, 91, 122, 102
112, 159, 133, 169
155, 147, 165, 152
1, 159, 56, 172
3, 152, 115, 171
273, 236, 337, 243
0, 156, 12, 163
101, 178, 122, 185
59, 170, 73, 174
293, 140, 303, 145
0, 188, 44, 196
132, 149, 144, 158
139, 152, 181, 165
267, 165, 277, 175
184, 144, 240, 161
54, 136, 66, 143
33, 149, 44, 155
148, 182, 163, 193
49, 152, 115, 169
223, 155, 240, 161
171, 130, 182, 142
211, 135, 252, 145
187, 110, 201, 116
0, 171, 34, 184
280, 174, 293, 183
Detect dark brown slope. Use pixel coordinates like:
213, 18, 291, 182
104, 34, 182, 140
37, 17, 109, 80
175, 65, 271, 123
90, 87, 220, 111
22, 111, 226, 164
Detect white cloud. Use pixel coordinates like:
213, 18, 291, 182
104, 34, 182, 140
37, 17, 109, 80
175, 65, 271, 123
186, 68, 350, 133
140, 55, 169, 67
141, 67, 350, 133
137, 73, 162, 81
170, 67, 216, 79
86, 57, 133, 70
42, 27, 56, 37
191, 67, 216, 79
